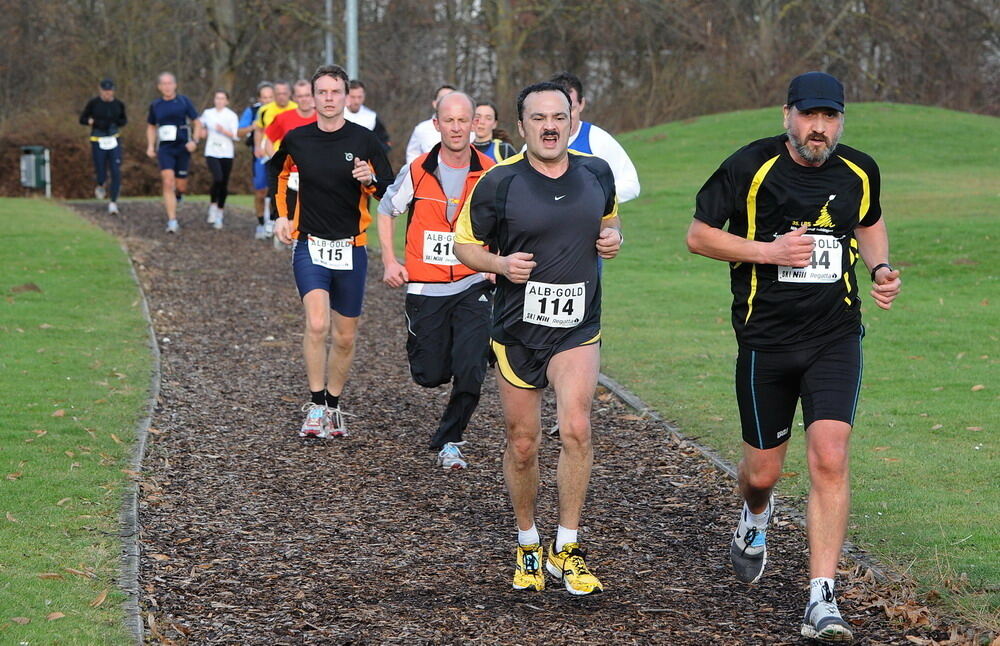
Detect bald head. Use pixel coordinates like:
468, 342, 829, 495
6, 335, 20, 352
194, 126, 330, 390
434, 91, 475, 154
436, 91, 475, 119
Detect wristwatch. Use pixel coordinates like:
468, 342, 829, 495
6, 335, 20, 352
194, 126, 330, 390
870, 263, 893, 282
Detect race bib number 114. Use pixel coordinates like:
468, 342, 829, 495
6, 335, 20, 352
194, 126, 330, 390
522, 281, 585, 328
778, 234, 843, 283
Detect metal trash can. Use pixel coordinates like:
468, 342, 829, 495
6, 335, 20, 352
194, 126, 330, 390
20, 146, 51, 197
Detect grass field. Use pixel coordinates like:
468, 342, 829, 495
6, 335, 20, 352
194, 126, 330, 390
601, 103, 999, 623
0, 198, 150, 644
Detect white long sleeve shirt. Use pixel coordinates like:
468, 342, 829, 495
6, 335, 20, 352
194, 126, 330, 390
568, 121, 641, 203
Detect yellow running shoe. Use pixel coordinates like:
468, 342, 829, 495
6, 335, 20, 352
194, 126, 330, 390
546, 541, 604, 596
512, 543, 545, 591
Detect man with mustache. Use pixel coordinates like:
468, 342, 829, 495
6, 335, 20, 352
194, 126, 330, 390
686, 71, 901, 643
455, 82, 622, 596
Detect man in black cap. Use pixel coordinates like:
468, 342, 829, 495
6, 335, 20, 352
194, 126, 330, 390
686, 71, 901, 643
79, 79, 127, 214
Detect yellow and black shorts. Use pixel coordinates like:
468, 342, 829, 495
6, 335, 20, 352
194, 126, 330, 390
490, 326, 601, 389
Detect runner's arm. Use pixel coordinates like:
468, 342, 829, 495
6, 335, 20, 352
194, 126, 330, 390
597, 215, 623, 259
145, 124, 157, 157
591, 126, 640, 203
855, 218, 901, 309
376, 165, 413, 286
79, 99, 94, 126
686, 219, 812, 267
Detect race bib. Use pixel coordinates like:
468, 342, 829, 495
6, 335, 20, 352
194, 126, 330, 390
287, 171, 299, 191
207, 138, 227, 156
522, 281, 585, 328
308, 236, 353, 270
97, 136, 118, 150
778, 234, 843, 283
157, 125, 177, 142
422, 231, 459, 265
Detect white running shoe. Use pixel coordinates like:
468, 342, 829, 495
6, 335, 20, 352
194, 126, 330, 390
95, 185, 106, 200
166, 219, 180, 234
213, 209, 224, 230
254, 224, 267, 240
324, 407, 354, 438
206, 204, 218, 224
263, 219, 275, 238
299, 403, 328, 438
801, 584, 853, 643
730, 495, 773, 584
436, 441, 468, 470
108, 202, 119, 215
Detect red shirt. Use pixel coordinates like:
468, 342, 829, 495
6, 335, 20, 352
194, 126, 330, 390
265, 109, 318, 150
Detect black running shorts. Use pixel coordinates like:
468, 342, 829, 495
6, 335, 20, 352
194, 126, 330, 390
490, 325, 601, 390
735, 328, 864, 450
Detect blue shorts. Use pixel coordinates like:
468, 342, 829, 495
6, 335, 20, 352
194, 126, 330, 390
252, 157, 268, 191
292, 240, 368, 318
157, 143, 191, 177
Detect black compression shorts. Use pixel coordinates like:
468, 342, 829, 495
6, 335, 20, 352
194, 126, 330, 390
490, 325, 601, 390
735, 327, 864, 450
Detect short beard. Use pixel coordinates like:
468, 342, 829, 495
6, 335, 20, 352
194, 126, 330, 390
787, 128, 842, 164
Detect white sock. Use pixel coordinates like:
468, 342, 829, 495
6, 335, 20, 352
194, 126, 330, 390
810, 577, 835, 603
517, 524, 539, 547
744, 501, 770, 528
555, 525, 578, 552
263, 197, 271, 220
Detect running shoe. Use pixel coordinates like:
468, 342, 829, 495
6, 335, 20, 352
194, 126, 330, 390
165, 219, 179, 234
546, 542, 603, 596
299, 403, 328, 438
263, 219, 275, 238
213, 210, 224, 230
730, 495, 773, 584
95, 185, 106, 200
324, 406, 353, 438
801, 584, 853, 643
206, 204, 218, 224
254, 224, 267, 240
108, 202, 119, 215
436, 441, 468, 470
512, 543, 545, 591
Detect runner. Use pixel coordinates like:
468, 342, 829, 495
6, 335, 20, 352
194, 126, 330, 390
344, 79, 392, 154
79, 79, 127, 215
686, 71, 901, 643
404, 84, 456, 164
145, 72, 200, 233
265, 80, 317, 249
377, 91, 495, 469
473, 101, 516, 162
256, 80, 297, 239
238, 82, 274, 239
268, 64, 393, 439
549, 72, 640, 203
454, 82, 622, 595
196, 90, 240, 230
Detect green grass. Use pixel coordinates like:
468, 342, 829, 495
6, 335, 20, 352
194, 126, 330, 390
0, 197, 151, 644
602, 103, 1000, 624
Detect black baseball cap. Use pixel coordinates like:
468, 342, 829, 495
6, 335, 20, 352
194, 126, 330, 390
99, 79, 115, 90
786, 72, 844, 112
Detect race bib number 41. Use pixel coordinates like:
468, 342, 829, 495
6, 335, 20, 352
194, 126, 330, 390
422, 231, 459, 265
308, 236, 354, 270
522, 281, 585, 328
778, 234, 843, 283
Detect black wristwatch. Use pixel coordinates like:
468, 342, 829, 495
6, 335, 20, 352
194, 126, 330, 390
870, 263, 893, 282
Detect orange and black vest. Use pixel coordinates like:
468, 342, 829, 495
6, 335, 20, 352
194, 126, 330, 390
405, 144, 494, 283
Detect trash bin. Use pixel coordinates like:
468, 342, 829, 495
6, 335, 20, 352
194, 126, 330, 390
20, 146, 50, 197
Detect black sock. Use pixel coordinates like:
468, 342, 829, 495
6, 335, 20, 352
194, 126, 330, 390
310, 390, 326, 406
257, 216, 264, 225
325, 392, 339, 409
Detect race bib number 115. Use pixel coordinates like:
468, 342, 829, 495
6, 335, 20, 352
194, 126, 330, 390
308, 236, 353, 270
522, 281, 585, 328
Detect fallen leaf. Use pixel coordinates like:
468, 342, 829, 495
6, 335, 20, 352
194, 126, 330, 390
39, 323, 53, 329
10, 617, 30, 625
64, 567, 95, 578
881, 457, 900, 462
32, 429, 47, 437
56, 498, 71, 506
931, 424, 943, 430
971, 384, 985, 391
10, 282, 42, 293
46, 612, 65, 621
37, 573, 63, 579
5, 512, 16, 522
6, 472, 22, 481
149, 553, 170, 561
780, 471, 799, 477
873, 446, 891, 451
51, 409, 65, 417
966, 426, 983, 431
110, 433, 123, 444
620, 414, 645, 421
89, 589, 108, 607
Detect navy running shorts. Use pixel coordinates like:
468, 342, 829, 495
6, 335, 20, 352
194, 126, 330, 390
490, 325, 601, 390
735, 328, 865, 450
292, 239, 368, 318
157, 143, 191, 177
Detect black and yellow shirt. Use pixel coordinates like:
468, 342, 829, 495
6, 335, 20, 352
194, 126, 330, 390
694, 134, 882, 350
455, 151, 618, 348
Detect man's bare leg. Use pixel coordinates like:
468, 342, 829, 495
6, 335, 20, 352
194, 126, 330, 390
325, 310, 360, 398
805, 420, 852, 579
160, 170, 177, 221
301, 290, 330, 392
497, 374, 543, 532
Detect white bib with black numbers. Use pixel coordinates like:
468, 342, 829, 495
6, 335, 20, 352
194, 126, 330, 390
307, 236, 353, 270
207, 138, 227, 157
97, 136, 118, 150
287, 171, 299, 191
422, 231, 459, 266
778, 234, 843, 283
157, 125, 177, 142
522, 281, 585, 328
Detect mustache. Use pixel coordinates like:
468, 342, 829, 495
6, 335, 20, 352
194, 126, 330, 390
807, 133, 830, 144
542, 129, 559, 137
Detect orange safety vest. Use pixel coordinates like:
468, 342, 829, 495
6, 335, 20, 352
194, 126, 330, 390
404, 144, 494, 283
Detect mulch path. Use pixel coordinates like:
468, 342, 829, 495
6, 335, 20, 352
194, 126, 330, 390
71, 201, 967, 645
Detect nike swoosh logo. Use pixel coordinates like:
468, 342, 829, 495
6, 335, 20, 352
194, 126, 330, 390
554, 195, 566, 200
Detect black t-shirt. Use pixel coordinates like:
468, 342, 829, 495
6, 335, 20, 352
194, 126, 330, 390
267, 121, 394, 243
456, 151, 618, 348
694, 134, 882, 350
79, 97, 128, 137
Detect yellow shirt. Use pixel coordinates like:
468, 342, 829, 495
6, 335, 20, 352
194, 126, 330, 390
254, 100, 298, 130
